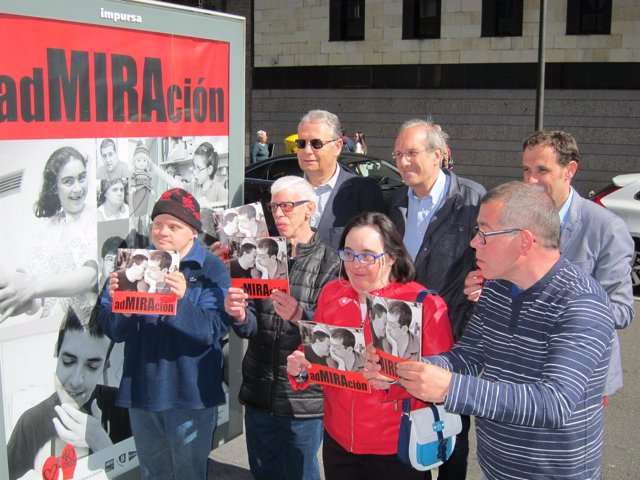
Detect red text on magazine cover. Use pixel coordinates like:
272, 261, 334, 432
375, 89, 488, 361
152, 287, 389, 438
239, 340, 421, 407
306, 364, 371, 393
112, 290, 177, 315
231, 278, 290, 299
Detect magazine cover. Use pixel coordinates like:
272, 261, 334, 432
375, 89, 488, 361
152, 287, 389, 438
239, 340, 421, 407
228, 236, 289, 298
215, 202, 269, 253
366, 293, 423, 381
111, 248, 180, 315
298, 321, 370, 393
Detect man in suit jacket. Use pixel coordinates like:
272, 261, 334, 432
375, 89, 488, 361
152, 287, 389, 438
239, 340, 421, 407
386, 118, 485, 479
296, 110, 384, 248
465, 130, 634, 399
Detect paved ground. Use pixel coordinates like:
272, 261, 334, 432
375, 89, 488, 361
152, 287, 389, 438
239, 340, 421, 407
208, 299, 640, 479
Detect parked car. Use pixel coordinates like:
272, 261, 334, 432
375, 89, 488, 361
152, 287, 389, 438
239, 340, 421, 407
244, 152, 404, 237
244, 152, 404, 206
591, 173, 640, 294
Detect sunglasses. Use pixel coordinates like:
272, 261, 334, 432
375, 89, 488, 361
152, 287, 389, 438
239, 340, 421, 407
294, 138, 340, 150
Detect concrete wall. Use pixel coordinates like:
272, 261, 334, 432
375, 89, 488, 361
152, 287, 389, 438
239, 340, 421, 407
254, 0, 640, 68
251, 88, 640, 196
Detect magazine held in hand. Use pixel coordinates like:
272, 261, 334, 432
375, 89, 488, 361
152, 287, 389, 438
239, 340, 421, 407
297, 321, 370, 393
366, 293, 423, 381
111, 248, 180, 315
227, 236, 290, 299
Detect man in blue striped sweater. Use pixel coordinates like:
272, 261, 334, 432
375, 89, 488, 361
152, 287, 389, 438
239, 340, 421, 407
365, 181, 614, 480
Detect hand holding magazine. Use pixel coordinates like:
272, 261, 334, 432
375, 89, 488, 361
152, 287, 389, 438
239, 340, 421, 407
366, 293, 423, 381
111, 248, 180, 315
297, 321, 370, 393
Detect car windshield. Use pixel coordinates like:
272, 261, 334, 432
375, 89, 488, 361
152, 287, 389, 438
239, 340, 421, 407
346, 159, 403, 188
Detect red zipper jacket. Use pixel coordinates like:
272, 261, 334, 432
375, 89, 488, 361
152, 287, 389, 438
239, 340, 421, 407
290, 279, 454, 454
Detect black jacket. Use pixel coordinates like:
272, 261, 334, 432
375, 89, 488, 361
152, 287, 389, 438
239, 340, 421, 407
315, 164, 385, 249
387, 169, 485, 340
232, 232, 340, 417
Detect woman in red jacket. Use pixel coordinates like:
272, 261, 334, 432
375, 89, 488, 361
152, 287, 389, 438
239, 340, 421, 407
287, 212, 454, 480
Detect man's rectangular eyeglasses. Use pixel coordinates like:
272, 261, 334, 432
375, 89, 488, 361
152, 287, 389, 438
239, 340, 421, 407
294, 138, 340, 150
391, 148, 430, 161
267, 200, 310, 213
473, 226, 523, 245
338, 250, 386, 265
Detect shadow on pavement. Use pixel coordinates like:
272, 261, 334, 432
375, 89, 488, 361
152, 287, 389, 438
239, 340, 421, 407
207, 459, 253, 479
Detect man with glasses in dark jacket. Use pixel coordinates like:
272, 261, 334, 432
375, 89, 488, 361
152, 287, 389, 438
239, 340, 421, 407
387, 118, 485, 479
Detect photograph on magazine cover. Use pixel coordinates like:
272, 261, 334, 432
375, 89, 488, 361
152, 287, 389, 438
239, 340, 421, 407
214, 201, 269, 245
111, 248, 180, 315
365, 294, 423, 381
298, 321, 370, 393
228, 236, 289, 298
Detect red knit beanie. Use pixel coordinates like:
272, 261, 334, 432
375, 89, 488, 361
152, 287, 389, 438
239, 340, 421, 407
151, 188, 202, 232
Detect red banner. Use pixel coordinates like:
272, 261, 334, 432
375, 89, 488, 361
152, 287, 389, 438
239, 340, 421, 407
0, 14, 229, 140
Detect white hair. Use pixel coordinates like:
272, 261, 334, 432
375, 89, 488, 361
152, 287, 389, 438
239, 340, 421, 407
271, 176, 316, 202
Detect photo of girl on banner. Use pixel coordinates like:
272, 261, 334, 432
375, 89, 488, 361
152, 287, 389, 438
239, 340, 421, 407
97, 177, 130, 223
298, 321, 370, 392
0, 141, 98, 325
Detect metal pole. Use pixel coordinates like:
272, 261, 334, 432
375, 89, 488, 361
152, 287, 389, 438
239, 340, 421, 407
535, 0, 547, 130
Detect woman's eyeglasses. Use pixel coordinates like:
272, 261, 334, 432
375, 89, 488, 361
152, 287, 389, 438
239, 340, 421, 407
294, 138, 340, 150
266, 200, 310, 213
338, 250, 386, 265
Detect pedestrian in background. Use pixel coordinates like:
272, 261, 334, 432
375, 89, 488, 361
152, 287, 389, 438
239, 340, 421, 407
251, 130, 270, 163
354, 131, 367, 154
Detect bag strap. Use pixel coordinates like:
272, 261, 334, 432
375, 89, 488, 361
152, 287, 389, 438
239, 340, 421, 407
415, 289, 438, 303
402, 398, 411, 416
429, 404, 449, 462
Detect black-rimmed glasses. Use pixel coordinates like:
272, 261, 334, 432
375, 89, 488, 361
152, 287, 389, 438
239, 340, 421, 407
338, 250, 386, 265
294, 138, 340, 150
267, 200, 310, 213
473, 226, 523, 245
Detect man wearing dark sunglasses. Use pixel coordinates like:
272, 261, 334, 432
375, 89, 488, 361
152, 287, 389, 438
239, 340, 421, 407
295, 109, 384, 249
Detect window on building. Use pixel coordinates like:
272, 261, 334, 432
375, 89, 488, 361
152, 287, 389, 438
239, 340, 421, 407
403, 0, 441, 39
481, 0, 523, 37
330, 0, 365, 41
566, 0, 612, 35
